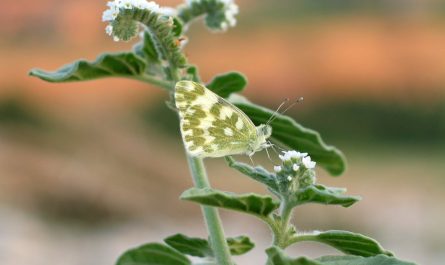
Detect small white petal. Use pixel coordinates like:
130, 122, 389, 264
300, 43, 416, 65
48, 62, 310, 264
287, 176, 292, 181
302, 156, 316, 169
292, 164, 300, 171
274, 166, 282, 172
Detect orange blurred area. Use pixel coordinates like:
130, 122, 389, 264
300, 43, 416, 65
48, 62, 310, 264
0, 1, 444, 265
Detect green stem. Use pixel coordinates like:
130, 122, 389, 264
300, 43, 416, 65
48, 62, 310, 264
186, 156, 233, 265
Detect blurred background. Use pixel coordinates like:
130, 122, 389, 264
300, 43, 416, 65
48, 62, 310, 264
1, 0, 444, 264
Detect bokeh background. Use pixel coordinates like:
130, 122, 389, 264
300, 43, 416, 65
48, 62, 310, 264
1, 0, 444, 264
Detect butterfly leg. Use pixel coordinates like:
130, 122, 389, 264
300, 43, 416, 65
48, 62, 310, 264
265, 144, 279, 166
248, 155, 255, 166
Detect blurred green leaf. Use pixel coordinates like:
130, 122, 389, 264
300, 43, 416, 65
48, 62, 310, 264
181, 188, 279, 218
229, 96, 346, 176
266, 247, 322, 265
116, 243, 190, 265
226, 235, 255, 255
207, 72, 247, 98
266, 247, 415, 265
225, 156, 278, 192
295, 230, 392, 257
164, 234, 254, 257
316, 255, 416, 265
292, 184, 360, 207
164, 234, 212, 258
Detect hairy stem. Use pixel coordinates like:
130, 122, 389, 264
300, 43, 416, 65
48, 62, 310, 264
186, 156, 233, 265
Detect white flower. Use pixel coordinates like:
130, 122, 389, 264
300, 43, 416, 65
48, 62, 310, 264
302, 156, 316, 169
274, 166, 282, 172
287, 176, 292, 181
102, 0, 161, 22
292, 164, 300, 171
279, 150, 308, 162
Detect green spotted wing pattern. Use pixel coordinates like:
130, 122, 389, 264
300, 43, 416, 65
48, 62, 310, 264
175, 81, 259, 158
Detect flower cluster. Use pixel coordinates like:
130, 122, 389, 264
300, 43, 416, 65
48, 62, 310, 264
102, 0, 174, 41
274, 150, 317, 190
185, 0, 239, 31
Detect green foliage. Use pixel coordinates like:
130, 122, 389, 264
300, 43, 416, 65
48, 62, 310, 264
266, 247, 414, 265
164, 234, 254, 257
316, 255, 415, 265
226, 236, 255, 255
293, 231, 392, 257
230, 97, 346, 176
207, 72, 247, 98
177, 0, 234, 31
291, 185, 360, 207
225, 156, 278, 191
116, 243, 190, 265
181, 187, 279, 218
266, 247, 322, 265
29, 53, 147, 83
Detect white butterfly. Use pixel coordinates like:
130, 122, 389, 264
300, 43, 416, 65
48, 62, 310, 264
175, 81, 272, 158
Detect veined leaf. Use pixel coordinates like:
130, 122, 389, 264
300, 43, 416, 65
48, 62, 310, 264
181, 188, 279, 218
294, 230, 393, 257
229, 95, 346, 176
225, 156, 278, 192
316, 255, 416, 265
164, 234, 254, 257
292, 184, 360, 207
266, 247, 322, 265
207, 72, 247, 98
116, 243, 190, 265
30, 53, 147, 82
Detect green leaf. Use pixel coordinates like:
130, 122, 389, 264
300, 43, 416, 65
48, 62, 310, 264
116, 243, 190, 265
164, 234, 212, 258
207, 72, 247, 98
224, 156, 278, 192
316, 255, 416, 265
292, 184, 360, 207
230, 96, 346, 176
226, 235, 255, 255
181, 188, 279, 218
134, 32, 161, 63
186, 65, 201, 82
29, 52, 147, 82
266, 247, 415, 265
295, 230, 393, 257
266, 247, 322, 265
164, 234, 254, 257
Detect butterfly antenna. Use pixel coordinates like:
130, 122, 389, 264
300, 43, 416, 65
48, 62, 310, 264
266, 98, 289, 125
268, 97, 303, 124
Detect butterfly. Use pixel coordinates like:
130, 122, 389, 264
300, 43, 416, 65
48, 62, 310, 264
175, 81, 272, 158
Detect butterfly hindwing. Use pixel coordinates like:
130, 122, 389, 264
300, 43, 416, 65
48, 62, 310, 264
175, 81, 258, 157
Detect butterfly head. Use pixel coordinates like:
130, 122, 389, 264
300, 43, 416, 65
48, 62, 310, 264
257, 124, 272, 139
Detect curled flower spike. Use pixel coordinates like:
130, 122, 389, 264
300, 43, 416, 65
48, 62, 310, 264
179, 0, 239, 32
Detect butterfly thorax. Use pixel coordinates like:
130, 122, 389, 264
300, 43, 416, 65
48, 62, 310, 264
246, 124, 272, 156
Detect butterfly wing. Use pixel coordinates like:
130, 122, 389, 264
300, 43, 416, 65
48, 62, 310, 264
175, 81, 257, 158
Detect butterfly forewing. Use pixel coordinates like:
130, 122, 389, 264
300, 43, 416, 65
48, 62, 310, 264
175, 81, 257, 158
